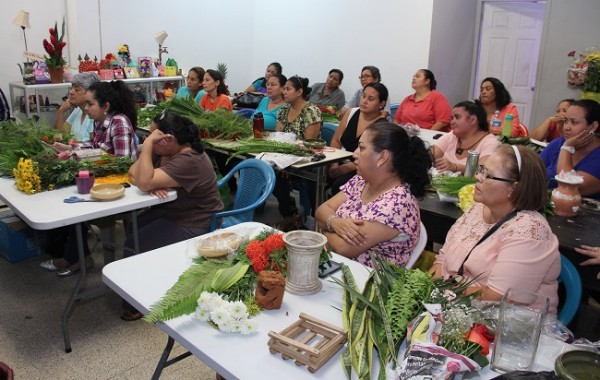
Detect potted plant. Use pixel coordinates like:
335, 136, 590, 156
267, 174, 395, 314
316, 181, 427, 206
43, 19, 67, 83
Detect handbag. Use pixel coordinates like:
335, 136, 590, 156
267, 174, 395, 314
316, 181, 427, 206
234, 92, 265, 109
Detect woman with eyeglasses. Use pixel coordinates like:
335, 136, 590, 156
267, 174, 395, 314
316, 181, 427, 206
393, 69, 451, 131
431, 100, 500, 174
341, 66, 390, 117
540, 99, 600, 199
430, 145, 561, 313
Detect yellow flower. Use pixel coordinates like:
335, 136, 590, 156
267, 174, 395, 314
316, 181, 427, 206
458, 184, 475, 212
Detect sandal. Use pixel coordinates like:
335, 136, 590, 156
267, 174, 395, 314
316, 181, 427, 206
120, 310, 144, 321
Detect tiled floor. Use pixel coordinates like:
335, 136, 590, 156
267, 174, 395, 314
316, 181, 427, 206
1, 194, 599, 379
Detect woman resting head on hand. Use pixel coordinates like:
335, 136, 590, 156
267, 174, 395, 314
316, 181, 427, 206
316, 121, 431, 267
430, 144, 561, 313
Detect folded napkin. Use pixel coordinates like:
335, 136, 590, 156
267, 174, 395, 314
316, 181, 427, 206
256, 153, 309, 169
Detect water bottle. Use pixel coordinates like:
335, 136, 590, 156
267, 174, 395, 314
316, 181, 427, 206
253, 112, 264, 139
502, 114, 514, 138
490, 110, 502, 135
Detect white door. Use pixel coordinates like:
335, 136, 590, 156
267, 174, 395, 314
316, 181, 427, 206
474, 1, 545, 128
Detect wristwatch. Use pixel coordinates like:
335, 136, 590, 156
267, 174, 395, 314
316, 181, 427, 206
560, 145, 575, 154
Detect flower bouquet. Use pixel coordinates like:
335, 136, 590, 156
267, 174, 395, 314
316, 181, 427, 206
143, 228, 331, 331
316, 105, 341, 123
43, 19, 67, 68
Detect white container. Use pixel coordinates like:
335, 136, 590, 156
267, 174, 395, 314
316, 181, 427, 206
283, 230, 327, 296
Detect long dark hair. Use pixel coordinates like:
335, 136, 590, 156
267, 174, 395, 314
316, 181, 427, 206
454, 100, 488, 131
153, 111, 204, 154
206, 69, 229, 96
480, 77, 512, 109
367, 121, 431, 198
88, 80, 137, 128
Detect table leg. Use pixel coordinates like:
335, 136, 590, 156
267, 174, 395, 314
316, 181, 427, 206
152, 336, 192, 380
61, 222, 88, 353
313, 166, 326, 231
131, 211, 140, 255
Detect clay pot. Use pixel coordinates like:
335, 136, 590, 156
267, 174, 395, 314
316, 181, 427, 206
283, 230, 327, 296
551, 177, 583, 217
47, 66, 64, 84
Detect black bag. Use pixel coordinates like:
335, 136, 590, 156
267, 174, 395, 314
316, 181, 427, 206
234, 92, 265, 109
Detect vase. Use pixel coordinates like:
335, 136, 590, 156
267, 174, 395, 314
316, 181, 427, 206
580, 91, 600, 104
283, 230, 327, 296
47, 66, 64, 84
551, 177, 583, 217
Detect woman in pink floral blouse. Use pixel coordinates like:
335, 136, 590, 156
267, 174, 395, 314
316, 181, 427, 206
316, 121, 431, 267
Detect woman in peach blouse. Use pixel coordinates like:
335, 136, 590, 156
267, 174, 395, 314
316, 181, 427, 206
430, 145, 560, 313
199, 69, 233, 111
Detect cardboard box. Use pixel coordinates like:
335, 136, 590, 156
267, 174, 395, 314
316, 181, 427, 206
0, 209, 46, 263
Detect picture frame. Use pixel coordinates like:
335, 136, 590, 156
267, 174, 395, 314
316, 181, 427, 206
124, 67, 140, 79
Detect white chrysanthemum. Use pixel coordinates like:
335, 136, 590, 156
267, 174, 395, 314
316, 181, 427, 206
239, 318, 258, 335
218, 318, 236, 333
195, 308, 210, 322
210, 308, 231, 325
228, 301, 248, 319
198, 291, 213, 305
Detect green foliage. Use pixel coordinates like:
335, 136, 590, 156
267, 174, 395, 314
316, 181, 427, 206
431, 175, 476, 195
0, 119, 57, 176
223, 139, 313, 163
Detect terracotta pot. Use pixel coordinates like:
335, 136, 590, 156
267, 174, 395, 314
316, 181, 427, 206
47, 66, 64, 84
551, 178, 583, 217
283, 230, 327, 296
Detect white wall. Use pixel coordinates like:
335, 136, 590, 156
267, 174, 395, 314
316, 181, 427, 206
531, 0, 600, 127
2, 0, 434, 110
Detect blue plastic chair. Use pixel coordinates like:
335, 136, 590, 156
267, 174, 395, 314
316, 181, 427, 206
389, 103, 400, 121
234, 108, 255, 120
321, 122, 338, 146
558, 254, 582, 325
210, 159, 275, 231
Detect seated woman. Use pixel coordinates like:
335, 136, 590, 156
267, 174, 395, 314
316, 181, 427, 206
126, 111, 223, 253
40, 80, 139, 276
200, 69, 233, 111
273, 76, 322, 229
53, 72, 100, 144
342, 66, 390, 117
244, 62, 282, 94
431, 100, 500, 174
393, 69, 452, 131
479, 77, 527, 137
540, 99, 600, 199
176, 67, 206, 104
308, 69, 346, 111
251, 73, 287, 131
315, 121, 431, 267
86, 80, 139, 159
430, 145, 561, 313
531, 98, 574, 142
329, 82, 388, 195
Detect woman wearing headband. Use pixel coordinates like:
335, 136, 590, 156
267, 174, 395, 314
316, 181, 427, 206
430, 145, 561, 314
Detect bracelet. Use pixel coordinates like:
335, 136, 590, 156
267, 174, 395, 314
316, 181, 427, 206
560, 145, 575, 154
326, 214, 337, 232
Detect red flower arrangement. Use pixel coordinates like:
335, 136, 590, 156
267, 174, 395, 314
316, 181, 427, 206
243, 233, 286, 274
43, 19, 67, 68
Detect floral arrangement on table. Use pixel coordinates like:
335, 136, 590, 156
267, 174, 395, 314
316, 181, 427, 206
43, 19, 67, 68
143, 229, 331, 333
567, 47, 600, 93
137, 97, 253, 140
316, 105, 341, 123
77, 54, 100, 73
1, 118, 132, 194
335, 255, 491, 380
117, 44, 132, 66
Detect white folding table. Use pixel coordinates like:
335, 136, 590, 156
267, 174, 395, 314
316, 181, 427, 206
102, 222, 572, 379
0, 178, 176, 352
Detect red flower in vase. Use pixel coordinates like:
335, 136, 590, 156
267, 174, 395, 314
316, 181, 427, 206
43, 19, 67, 68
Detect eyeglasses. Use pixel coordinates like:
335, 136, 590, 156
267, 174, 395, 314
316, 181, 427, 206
476, 165, 515, 183
359, 74, 372, 80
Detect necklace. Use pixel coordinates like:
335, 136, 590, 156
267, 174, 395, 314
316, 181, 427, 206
456, 133, 487, 155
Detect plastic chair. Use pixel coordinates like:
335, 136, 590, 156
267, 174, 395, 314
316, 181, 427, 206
389, 103, 400, 121
405, 222, 427, 269
321, 122, 338, 146
210, 159, 276, 231
234, 108, 255, 120
558, 254, 582, 326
